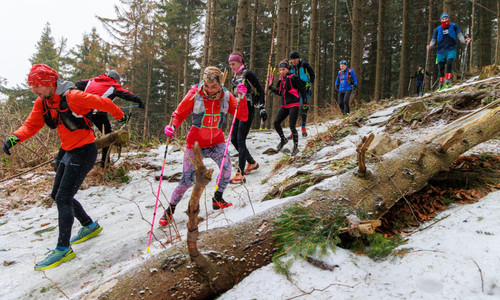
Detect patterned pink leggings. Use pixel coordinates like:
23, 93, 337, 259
170, 143, 231, 206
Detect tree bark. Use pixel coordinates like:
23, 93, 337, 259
443, 0, 452, 14
496, 0, 500, 65
350, 0, 364, 106
94, 129, 129, 149
249, 0, 258, 70
264, 19, 276, 129
397, 0, 410, 98
330, 0, 338, 106
470, 0, 476, 72
208, 0, 216, 65
233, 0, 249, 53
374, 0, 385, 102
272, 0, 289, 124
183, 0, 191, 96
478, 0, 493, 66
309, 0, 318, 119
201, 0, 213, 78
425, 0, 434, 93
98, 97, 500, 299
186, 143, 213, 272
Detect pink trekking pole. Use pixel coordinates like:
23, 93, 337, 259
147, 120, 172, 253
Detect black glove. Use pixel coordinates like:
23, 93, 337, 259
50, 148, 66, 172
302, 103, 309, 113
3, 135, 20, 155
50, 158, 60, 172
119, 112, 132, 124
259, 108, 268, 122
352, 85, 357, 93
305, 86, 311, 94
136, 98, 145, 109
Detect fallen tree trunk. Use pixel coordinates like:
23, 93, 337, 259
99, 100, 500, 299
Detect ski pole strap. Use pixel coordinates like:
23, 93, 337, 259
120, 105, 139, 109
121, 105, 140, 109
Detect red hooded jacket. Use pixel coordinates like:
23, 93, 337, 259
76, 74, 141, 104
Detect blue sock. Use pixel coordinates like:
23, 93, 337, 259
86, 221, 96, 228
56, 246, 69, 252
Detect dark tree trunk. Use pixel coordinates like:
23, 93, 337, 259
425, 0, 434, 93
374, 0, 385, 101
309, 0, 318, 119
330, 0, 338, 106
350, 0, 364, 106
272, 0, 289, 123
478, 0, 493, 66
397, 0, 410, 98
249, 0, 258, 70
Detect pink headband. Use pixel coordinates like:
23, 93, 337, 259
228, 54, 243, 64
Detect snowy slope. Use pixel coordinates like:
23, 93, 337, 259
0, 78, 499, 299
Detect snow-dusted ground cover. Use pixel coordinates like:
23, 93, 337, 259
1, 79, 499, 299
221, 190, 500, 300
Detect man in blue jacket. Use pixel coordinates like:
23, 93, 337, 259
335, 60, 358, 115
427, 13, 471, 90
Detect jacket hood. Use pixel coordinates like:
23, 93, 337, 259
55, 79, 76, 95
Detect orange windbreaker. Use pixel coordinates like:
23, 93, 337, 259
172, 86, 248, 149
13, 89, 124, 151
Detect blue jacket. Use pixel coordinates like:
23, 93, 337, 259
335, 68, 358, 92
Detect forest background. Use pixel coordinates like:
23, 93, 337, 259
0, 0, 498, 172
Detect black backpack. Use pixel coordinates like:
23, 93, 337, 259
42, 91, 93, 131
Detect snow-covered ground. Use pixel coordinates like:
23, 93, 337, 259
222, 190, 500, 300
1, 82, 499, 299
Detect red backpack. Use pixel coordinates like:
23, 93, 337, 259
337, 68, 354, 85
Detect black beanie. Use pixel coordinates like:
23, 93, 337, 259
289, 50, 300, 59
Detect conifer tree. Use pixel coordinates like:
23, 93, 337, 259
29, 23, 62, 73
68, 28, 114, 82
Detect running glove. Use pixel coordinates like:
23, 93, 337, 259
3, 135, 20, 155
119, 112, 132, 124
164, 125, 175, 138
237, 83, 247, 95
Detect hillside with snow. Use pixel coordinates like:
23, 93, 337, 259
0, 76, 499, 299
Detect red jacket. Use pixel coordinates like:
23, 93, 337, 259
76, 74, 141, 104
172, 86, 248, 149
13, 85, 124, 151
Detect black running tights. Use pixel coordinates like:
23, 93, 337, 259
51, 143, 97, 247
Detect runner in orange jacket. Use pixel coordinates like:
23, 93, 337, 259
2, 64, 130, 271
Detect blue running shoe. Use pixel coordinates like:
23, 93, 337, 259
34, 248, 75, 271
70, 221, 103, 245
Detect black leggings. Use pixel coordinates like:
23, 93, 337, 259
416, 80, 424, 95
91, 112, 112, 163
51, 143, 97, 247
274, 106, 299, 144
438, 59, 454, 78
231, 101, 256, 173
338, 91, 352, 114
299, 90, 311, 128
